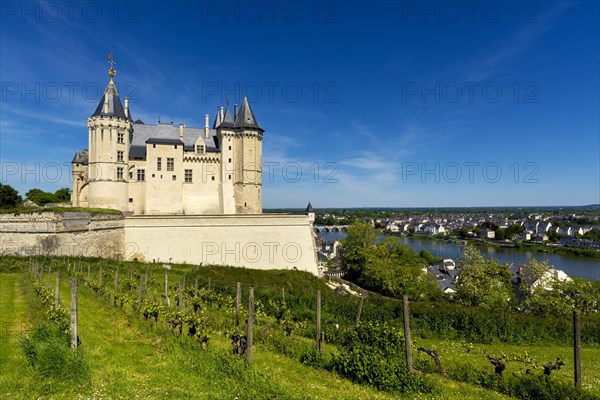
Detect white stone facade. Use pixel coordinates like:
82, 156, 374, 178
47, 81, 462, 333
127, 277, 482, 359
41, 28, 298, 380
72, 71, 263, 216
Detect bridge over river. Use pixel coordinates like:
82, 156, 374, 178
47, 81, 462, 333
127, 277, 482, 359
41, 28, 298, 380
313, 225, 349, 233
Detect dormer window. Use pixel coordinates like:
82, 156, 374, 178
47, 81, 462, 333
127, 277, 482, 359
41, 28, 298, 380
195, 145, 204, 154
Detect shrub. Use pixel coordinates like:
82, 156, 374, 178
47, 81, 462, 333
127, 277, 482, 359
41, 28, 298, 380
20, 324, 90, 383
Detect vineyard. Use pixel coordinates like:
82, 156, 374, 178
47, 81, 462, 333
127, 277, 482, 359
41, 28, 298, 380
0, 256, 599, 399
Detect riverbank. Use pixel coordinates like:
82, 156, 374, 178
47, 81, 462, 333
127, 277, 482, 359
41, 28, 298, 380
385, 232, 600, 259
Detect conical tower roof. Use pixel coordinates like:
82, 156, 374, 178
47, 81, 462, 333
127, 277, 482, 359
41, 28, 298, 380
91, 56, 130, 120
220, 105, 234, 128
234, 96, 263, 131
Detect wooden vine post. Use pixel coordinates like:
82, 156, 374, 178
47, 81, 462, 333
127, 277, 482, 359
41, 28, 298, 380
138, 274, 144, 309
114, 269, 119, 293
54, 271, 61, 308
316, 290, 322, 351
69, 278, 78, 350
194, 277, 199, 297
178, 282, 183, 311
355, 295, 364, 328
402, 295, 413, 373
574, 310, 582, 388
164, 270, 170, 307
247, 287, 254, 365
236, 282, 241, 327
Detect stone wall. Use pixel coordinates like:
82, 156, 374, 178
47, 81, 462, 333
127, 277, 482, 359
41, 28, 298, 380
124, 214, 318, 274
0, 212, 124, 258
0, 212, 319, 275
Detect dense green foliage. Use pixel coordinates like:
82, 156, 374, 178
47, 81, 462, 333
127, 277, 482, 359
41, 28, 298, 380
25, 188, 71, 205
448, 367, 599, 400
0, 183, 21, 208
20, 324, 90, 383
455, 244, 514, 309
339, 222, 439, 300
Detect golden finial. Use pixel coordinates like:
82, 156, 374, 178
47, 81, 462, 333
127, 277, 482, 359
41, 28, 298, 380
108, 52, 116, 79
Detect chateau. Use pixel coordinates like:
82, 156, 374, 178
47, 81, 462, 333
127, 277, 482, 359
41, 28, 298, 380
6, 58, 319, 274
72, 61, 263, 215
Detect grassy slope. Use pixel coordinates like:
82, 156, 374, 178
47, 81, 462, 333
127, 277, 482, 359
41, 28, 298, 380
416, 338, 600, 396
0, 270, 519, 400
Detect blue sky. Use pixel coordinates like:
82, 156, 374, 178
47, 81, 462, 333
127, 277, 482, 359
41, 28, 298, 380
0, 0, 598, 208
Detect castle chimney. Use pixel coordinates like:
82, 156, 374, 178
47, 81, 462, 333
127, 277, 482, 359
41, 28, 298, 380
205, 114, 209, 139
234, 104, 238, 119
103, 94, 109, 113
179, 123, 184, 141
124, 96, 129, 118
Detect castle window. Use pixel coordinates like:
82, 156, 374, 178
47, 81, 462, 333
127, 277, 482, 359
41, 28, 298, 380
153, 144, 156, 148
174, 145, 178, 149
195, 145, 204, 154
228, 175, 231, 180
228, 146, 231, 150
172, 175, 176, 181
167, 158, 174, 171
184, 169, 192, 183
129, 172, 133, 179
228, 158, 232, 163
157, 157, 162, 171
211, 176, 215, 181
129, 198, 133, 203
117, 167, 123, 180
117, 150, 124, 162
117, 132, 124, 144
137, 169, 145, 181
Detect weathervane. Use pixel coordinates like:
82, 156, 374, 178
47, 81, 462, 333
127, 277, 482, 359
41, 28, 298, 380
108, 52, 116, 79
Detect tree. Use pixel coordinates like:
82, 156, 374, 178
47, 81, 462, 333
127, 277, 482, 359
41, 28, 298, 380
340, 222, 378, 281
0, 184, 21, 208
521, 260, 600, 316
547, 231, 562, 243
455, 244, 514, 309
54, 188, 71, 202
419, 249, 441, 265
494, 228, 506, 241
519, 259, 551, 297
340, 222, 438, 300
25, 187, 71, 206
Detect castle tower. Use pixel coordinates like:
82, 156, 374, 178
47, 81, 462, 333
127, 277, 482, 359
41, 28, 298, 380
305, 202, 315, 223
86, 56, 132, 211
217, 105, 236, 214
232, 97, 264, 214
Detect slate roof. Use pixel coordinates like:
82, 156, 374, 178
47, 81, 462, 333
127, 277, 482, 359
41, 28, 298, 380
220, 106, 234, 128
130, 122, 219, 159
72, 149, 89, 164
145, 138, 184, 145
234, 97, 263, 131
305, 202, 314, 213
91, 80, 131, 121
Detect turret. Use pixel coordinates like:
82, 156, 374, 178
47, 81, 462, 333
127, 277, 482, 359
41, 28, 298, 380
232, 96, 264, 214
305, 202, 315, 223
85, 54, 132, 212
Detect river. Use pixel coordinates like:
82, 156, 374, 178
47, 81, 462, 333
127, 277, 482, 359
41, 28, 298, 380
318, 231, 600, 281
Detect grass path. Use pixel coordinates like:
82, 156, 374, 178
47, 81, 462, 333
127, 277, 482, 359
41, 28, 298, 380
0, 274, 30, 398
